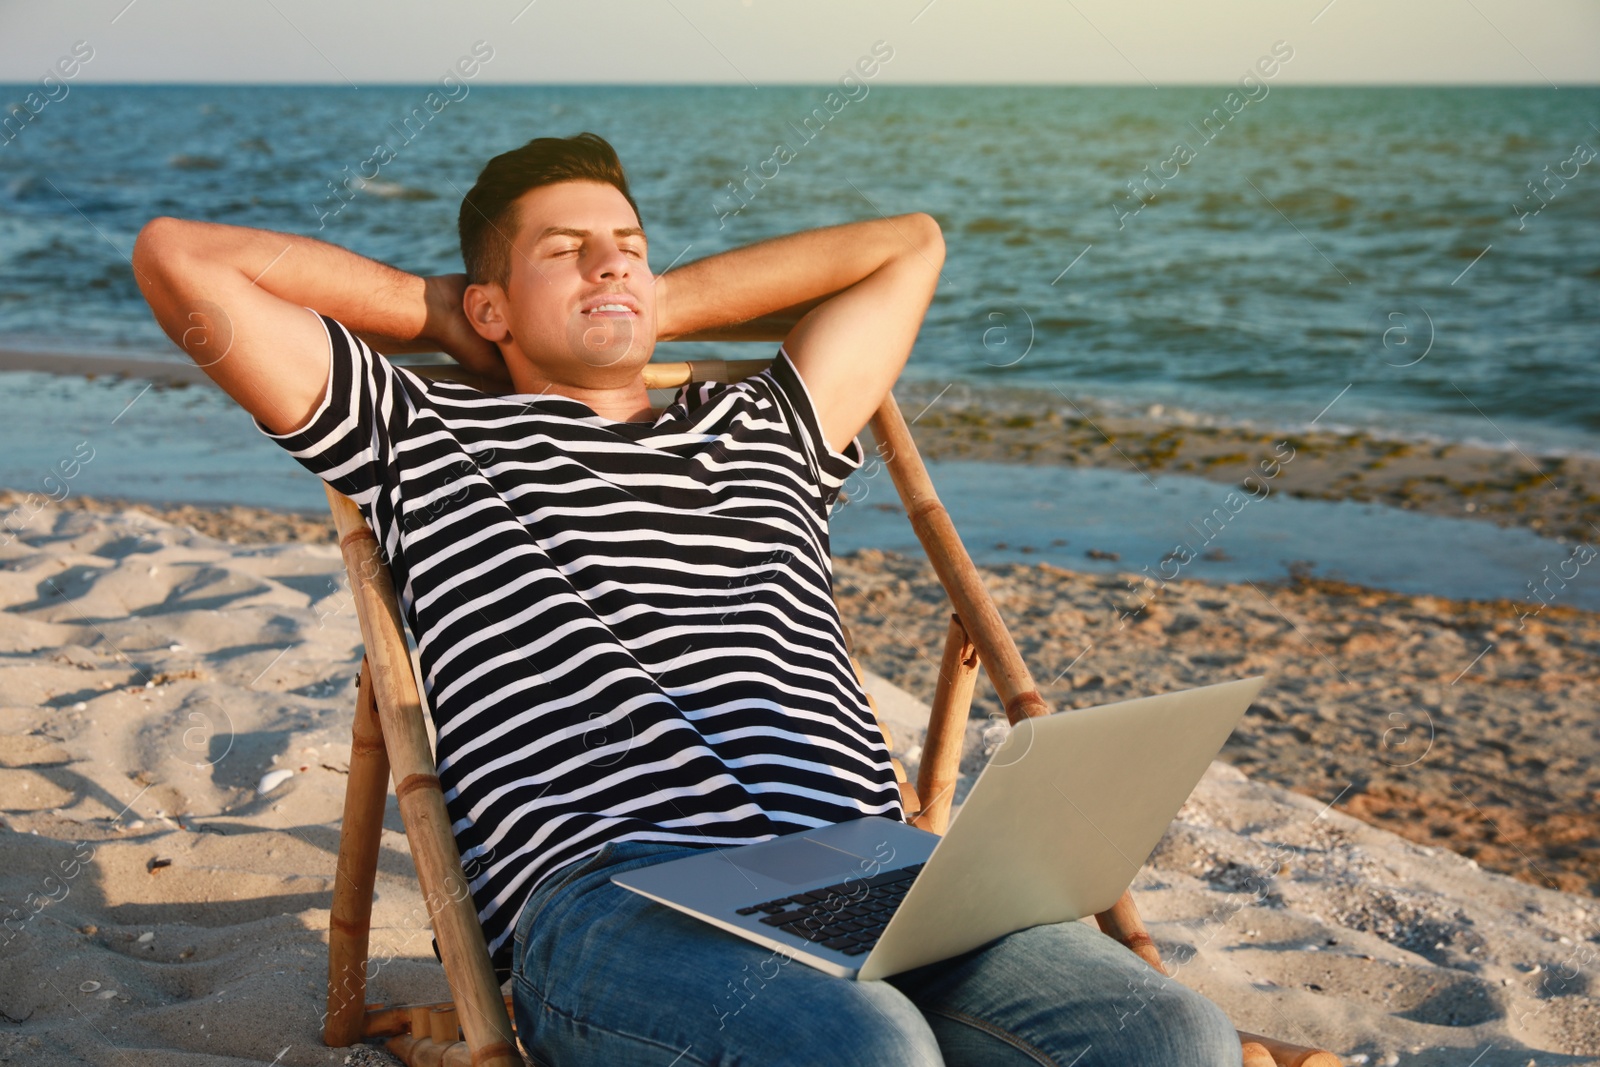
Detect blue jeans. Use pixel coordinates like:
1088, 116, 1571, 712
512, 840, 1243, 1067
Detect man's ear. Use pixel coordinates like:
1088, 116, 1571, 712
464, 282, 512, 343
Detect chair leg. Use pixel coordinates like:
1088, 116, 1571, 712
358, 995, 516, 1040
379, 656, 520, 1064
325, 659, 391, 1047
1093, 888, 1167, 974
382, 999, 541, 1067
1237, 1031, 1344, 1067
912, 612, 979, 835
1242, 1039, 1278, 1067
325, 487, 521, 1067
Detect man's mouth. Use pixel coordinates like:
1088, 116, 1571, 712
580, 292, 640, 317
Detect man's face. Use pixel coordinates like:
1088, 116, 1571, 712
481, 179, 657, 387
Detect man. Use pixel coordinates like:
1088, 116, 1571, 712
132, 133, 1242, 1065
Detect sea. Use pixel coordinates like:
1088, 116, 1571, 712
1, 85, 1597, 603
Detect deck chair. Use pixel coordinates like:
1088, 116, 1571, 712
314, 358, 1342, 1067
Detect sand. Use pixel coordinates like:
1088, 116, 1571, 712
1, 494, 1597, 1065
835, 548, 1600, 902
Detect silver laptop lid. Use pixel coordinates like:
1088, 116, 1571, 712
857, 675, 1265, 980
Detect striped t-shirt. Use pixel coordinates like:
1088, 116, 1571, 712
258, 312, 904, 969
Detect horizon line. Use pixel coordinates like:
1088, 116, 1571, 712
3, 80, 1598, 89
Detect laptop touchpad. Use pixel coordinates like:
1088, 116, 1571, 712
727, 839, 864, 886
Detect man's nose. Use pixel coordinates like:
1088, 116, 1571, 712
588, 243, 631, 280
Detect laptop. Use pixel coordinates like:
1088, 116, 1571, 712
612, 675, 1265, 981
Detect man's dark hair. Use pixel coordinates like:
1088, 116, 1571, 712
458, 132, 642, 288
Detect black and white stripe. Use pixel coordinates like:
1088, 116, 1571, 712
259, 312, 902, 968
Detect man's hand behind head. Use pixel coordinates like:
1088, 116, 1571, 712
423, 273, 511, 386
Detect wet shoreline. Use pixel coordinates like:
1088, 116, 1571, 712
885, 378, 1600, 545
4, 348, 1594, 546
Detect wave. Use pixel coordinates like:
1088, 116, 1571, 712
354, 177, 438, 201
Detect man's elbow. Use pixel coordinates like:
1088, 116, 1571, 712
133, 216, 226, 299
131, 217, 212, 345
131, 216, 193, 279
908, 212, 944, 266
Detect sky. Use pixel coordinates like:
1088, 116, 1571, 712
0, 0, 1597, 85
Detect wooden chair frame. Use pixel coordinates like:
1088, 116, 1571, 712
316, 358, 1341, 1067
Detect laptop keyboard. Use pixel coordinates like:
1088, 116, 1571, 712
734, 863, 925, 956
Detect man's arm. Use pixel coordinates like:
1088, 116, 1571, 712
656, 214, 944, 454
130, 218, 504, 436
